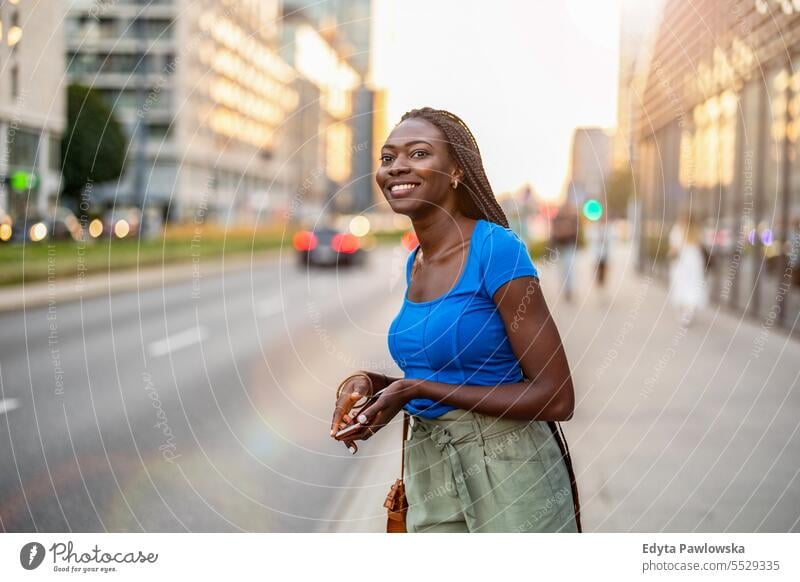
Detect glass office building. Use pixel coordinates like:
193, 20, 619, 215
635, 0, 800, 332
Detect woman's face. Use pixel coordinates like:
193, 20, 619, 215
375, 118, 462, 218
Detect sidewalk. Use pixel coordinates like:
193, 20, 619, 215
327, 242, 800, 532
0, 251, 280, 313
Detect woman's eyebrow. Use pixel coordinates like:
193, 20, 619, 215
381, 140, 433, 150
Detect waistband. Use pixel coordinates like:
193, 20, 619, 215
408, 408, 541, 446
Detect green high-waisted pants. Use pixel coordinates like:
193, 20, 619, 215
404, 409, 578, 533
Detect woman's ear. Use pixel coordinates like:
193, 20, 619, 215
452, 166, 464, 184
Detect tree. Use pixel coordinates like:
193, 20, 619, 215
605, 167, 634, 219
61, 84, 127, 216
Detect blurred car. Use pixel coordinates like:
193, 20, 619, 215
9, 207, 82, 242
294, 227, 365, 267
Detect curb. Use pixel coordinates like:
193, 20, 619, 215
0, 251, 282, 314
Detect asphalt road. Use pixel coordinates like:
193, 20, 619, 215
0, 246, 408, 532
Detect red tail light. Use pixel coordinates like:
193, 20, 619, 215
332, 233, 359, 254
293, 230, 318, 251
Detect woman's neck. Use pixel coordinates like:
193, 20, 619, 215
412, 213, 475, 261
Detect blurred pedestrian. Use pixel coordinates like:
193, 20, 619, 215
587, 214, 611, 298
668, 211, 707, 326
550, 202, 580, 302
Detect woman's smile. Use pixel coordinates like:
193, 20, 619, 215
387, 181, 422, 197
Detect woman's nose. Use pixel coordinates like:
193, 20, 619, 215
388, 163, 410, 176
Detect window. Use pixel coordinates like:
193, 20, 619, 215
739, 79, 762, 239
145, 19, 174, 39
67, 53, 98, 74
8, 129, 40, 169
130, 18, 174, 40
763, 66, 787, 228
162, 53, 176, 74
116, 90, 140, 109
98, 17, 116, 39
147, 123, 172, 143
787, 61, 800, 222
49, 136, 61, 171
100, 54, 138, 74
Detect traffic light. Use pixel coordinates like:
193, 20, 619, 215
582, 198, 603, 221
1, 171, 39, 192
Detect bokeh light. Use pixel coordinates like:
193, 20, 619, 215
582, 199, 603, 221
349, 215, 370, 237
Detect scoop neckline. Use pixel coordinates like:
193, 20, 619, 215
404, 219, 484, 306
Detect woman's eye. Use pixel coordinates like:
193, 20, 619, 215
411, 150, 428, 158
380, 155, 393, 164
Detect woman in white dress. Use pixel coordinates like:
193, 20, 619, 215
668, 213, 708, 325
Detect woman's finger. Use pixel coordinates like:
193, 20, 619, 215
356, 400, 384, 427
330, 404, 347, 436
349, 409, 387, 442
330, 392, 365, 436
344, 427, 374, 442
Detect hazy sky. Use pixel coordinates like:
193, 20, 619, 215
372, 0, 624, 201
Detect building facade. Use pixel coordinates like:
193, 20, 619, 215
0, 0, 66, 222
282, 0, 382, 218
280, 10, 361, 222
614, 0, 664, 172
65, 0, 299, 223
634, 0, 800, 331
566, 127, 614, 204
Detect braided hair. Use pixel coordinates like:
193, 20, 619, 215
399, 107, 510, 228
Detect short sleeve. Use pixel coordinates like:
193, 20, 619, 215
480, 223, 539, 298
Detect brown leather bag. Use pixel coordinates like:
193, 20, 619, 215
383, 413, 409, 532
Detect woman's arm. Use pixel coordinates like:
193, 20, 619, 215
409, 276, 573, 421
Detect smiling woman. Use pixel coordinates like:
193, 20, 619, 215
329, 107, 581, 533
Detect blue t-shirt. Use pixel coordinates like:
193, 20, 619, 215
388, 219, 539, 419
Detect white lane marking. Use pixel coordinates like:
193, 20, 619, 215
258, 297, 286, 318
148, 326, 208, 357
0, 398, 20, 416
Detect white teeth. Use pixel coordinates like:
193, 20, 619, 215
390, 183, 418, 193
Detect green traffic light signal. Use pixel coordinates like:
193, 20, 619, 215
9, 171, 39, 192
582, 198, 603, 221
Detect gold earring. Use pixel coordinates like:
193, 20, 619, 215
452, 179, 458, 189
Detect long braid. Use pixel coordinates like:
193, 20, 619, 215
399, 107, 510, 228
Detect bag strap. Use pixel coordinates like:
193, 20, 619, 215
400, 413, 409, 477
547, 420, 582, 533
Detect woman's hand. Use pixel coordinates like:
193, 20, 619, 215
330, 373, 373, 441
333, 379, 417, 443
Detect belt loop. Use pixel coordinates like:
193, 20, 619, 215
471, 412, 485, 447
